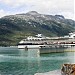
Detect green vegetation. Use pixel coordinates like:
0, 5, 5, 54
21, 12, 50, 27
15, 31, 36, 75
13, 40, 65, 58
0, 11, 75, 46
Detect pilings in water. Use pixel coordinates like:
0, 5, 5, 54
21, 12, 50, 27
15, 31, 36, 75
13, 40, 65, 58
39, 44, 75, 54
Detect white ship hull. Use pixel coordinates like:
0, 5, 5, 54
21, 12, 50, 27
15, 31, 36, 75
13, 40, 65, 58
18, 45, 46, 49
18, 34, 75, 49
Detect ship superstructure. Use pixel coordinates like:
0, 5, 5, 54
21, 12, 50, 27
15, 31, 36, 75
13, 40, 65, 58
18, 34, 50, 49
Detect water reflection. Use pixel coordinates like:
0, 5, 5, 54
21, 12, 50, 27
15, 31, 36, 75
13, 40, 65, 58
18, 49, 28, 57
0, 47, 75, 62
66, 47, 75, 63
28, 49, 40, 58
0, 47, 75, 75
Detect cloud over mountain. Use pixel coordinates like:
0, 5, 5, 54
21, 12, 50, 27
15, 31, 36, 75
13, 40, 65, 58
0, 0, 74, 20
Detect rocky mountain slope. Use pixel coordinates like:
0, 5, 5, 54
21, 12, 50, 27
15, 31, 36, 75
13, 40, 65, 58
0, 11, 75, 46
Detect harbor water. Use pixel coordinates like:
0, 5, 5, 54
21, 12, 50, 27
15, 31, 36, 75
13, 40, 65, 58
0, 47, 75, 75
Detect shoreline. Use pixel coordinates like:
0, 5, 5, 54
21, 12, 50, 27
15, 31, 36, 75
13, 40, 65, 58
34, 70, 61, 75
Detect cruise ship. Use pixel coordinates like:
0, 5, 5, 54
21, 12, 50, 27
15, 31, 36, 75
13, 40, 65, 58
18, 33, 75, 49
18, 34, 51, 49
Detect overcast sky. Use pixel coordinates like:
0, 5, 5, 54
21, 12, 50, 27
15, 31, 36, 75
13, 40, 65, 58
0, 0, 74, 20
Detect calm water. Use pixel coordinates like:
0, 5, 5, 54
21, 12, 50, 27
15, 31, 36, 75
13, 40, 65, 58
0, 47, 75, 75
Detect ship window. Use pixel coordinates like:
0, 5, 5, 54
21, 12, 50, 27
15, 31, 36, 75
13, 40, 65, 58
23, 39, 26, 41
18, 43, 45, 45
73, 36, 75, 38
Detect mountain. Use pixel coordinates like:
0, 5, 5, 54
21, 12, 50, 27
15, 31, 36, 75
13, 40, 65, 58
0, 11, 75, 46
